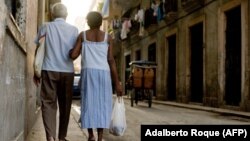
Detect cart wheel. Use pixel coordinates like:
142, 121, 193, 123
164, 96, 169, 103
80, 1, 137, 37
148, 90, 153, 108
131, 89, 135, 107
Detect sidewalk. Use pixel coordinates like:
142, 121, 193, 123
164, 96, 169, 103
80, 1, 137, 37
26, 107, 87, 141
123, 95, 250, 119
144, 97, 250, 119
154, 100, 250, 119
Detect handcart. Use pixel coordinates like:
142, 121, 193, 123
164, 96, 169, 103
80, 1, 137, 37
128, 60, 157, 108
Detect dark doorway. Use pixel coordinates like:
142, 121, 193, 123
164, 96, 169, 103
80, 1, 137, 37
148, 43, 156, 96
225, 6, 241, 106
148, 43, 156, 62
125, 54, 131, 80
167, 34, 176, 101
125, 55, 131, 95
190, 22, 203, 103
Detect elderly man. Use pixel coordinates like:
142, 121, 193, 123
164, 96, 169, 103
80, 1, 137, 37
33, 2, 78, 141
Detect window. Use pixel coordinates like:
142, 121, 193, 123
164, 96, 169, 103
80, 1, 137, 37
5, 0, 18, 19
5, 0, 26, 31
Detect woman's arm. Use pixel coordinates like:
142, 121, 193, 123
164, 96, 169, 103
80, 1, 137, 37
69, 32, 83, 60
107, 34, 123, 96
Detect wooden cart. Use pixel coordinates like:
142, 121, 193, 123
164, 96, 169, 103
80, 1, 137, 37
128, 60, 157, 108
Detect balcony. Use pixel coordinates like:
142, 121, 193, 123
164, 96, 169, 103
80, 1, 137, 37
181, 0, 204, 12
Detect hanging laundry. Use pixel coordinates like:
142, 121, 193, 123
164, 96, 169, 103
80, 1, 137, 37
157, 2, 164, 22
138, 9, 145, 36
120, 19, 132, 40
137, 9, 144, 23
150, 1, 158, 24
151, 1, 158, 17
162, 0, 166, 14
144, 8, 154, 28
112, 19, 121, 29
139, 22, 145, 36
161, 1, 165, 18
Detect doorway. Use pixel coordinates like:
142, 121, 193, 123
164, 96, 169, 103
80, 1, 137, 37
125, 54, 131, 81
190, 22, 203, 103
125, 54, 131, 95
224, 6, 241, 106
167, 34, 176, 101
148, 43, 156, 96
148, 43, 156, 62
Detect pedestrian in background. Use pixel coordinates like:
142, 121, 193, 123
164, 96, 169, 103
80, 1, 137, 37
69, 11, 123, 141
33, 2, 78, 141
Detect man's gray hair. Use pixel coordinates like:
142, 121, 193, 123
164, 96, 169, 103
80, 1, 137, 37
51, 2, 68, 18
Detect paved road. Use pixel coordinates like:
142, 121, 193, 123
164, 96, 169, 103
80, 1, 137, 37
71, 97, 250, 141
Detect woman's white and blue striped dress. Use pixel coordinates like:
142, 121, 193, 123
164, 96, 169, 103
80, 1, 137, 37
80, 31, 113, 129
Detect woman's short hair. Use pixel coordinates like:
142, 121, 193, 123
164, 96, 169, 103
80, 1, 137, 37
51, 2, 68, 18
86, 11, 103, 28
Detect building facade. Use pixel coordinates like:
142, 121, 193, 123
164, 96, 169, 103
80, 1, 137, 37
0, 0, 60, 140
109, 0, 250, 111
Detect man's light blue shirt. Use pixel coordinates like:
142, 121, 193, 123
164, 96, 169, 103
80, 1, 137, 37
34, 18, 78, 73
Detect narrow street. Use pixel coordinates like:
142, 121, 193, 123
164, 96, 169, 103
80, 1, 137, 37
71, 97, 250, 141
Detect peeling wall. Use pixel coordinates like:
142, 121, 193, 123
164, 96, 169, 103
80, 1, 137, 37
0, 0, 39, 141
16, 0, 27, 33
0, 34, 26, 141
0, 0, 6, 64
24, 0, 39, 139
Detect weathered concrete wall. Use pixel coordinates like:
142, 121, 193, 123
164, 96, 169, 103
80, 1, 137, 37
0, 34, 26, 141
0, 0, 6, 64
24, 0, 39, 139
203, 1, 220, 107
0, 0, 39, 141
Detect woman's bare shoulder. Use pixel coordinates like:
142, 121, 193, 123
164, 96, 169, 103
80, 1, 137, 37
86, 30, 106, 42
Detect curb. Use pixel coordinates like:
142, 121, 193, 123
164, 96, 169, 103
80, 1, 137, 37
123, 96, 250, 119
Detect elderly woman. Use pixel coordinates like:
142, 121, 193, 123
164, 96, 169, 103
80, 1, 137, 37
70, 11, 123, 141
34, 2, 78, 141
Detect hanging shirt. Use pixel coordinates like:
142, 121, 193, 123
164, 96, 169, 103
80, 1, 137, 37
120, 19, 131, 40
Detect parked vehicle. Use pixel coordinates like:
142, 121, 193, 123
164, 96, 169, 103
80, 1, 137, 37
73, 73, 81, 98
